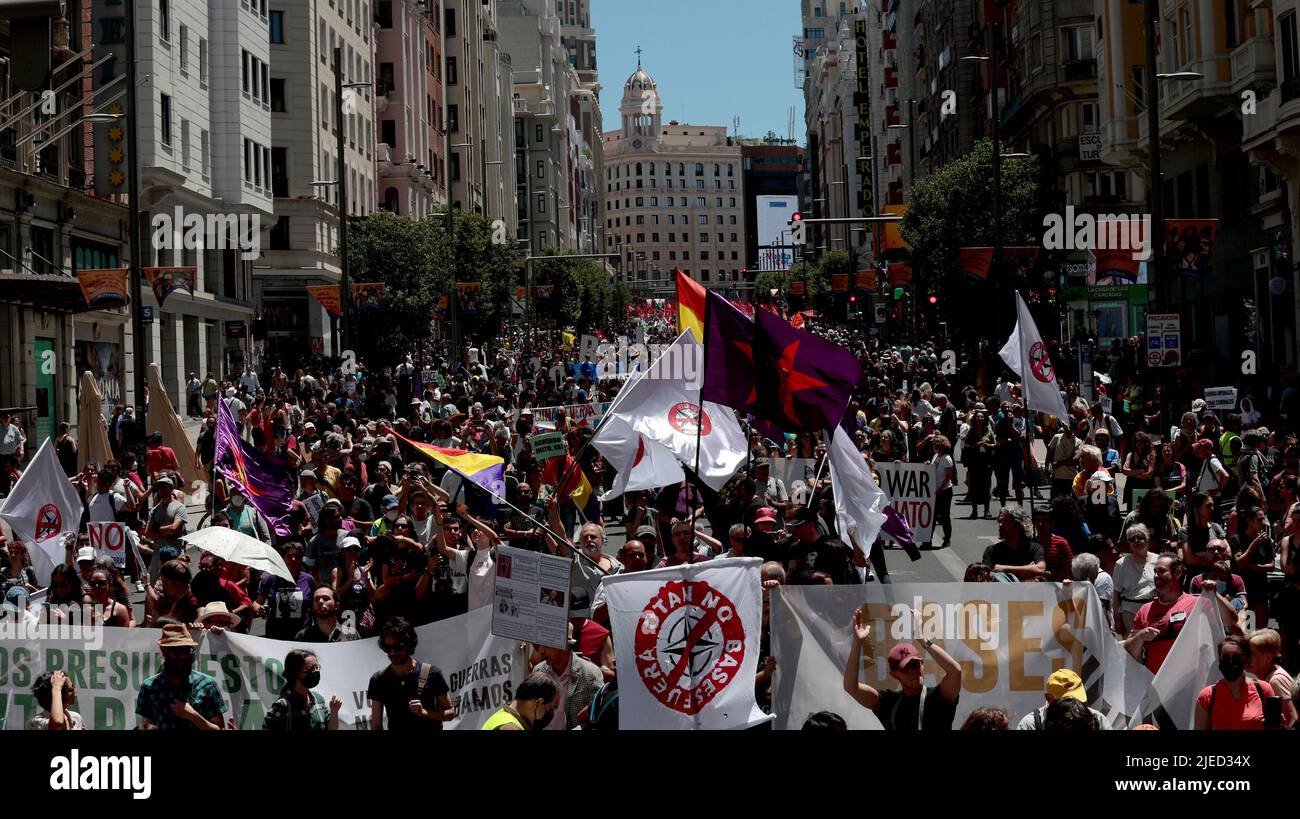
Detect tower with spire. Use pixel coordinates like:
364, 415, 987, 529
620, 47, 661, 143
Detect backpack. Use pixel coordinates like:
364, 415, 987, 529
587, 681, 619, 730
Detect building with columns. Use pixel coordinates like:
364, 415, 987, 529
602, 60, 746, 291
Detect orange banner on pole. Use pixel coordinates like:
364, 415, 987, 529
307, 285, 342, 317
76, 268, 129, 308
831, 273, 850, 292
880, 204, 909, 251
854, 270, 877, 289
957, 248, 994, 280
307, 283, 385, 317
887, 263, 912, 287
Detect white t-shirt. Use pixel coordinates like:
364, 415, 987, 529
87, 491, 125, 523
931, 454, 955, 492
452, 547, 495, 610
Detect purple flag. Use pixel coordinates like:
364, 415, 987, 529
882, 505, 921, 562
214, 398, 294, 536
750, 306, 862, 432
701, 290, 757, 413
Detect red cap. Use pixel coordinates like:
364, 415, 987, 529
754, 507, 778, 524
887, 643, 924, 670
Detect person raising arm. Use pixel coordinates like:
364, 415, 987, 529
842, 607, 962, 730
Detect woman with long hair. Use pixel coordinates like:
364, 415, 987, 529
1182, 491, 1225, 584
1154, 442, 1188, 503
930, 435, 955, 549
1230, 505, 1275, 633
82, 566, 134, 627
0, 540, 38, 594
962, 410, 996, 519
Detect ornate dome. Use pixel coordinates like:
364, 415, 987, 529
624, 65, 657, 96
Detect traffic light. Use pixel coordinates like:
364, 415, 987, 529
893, 286, 905, 300
928, 294, 938, 306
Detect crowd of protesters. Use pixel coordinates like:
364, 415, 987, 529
2, 303, 1300, 730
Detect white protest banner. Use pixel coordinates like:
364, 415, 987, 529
0, 607, 522, 730
1204, 387, 1238, 411
602, 557, 770, 730
874, 463, 936, 544
87, 522, 127, 569
491, 545, 572, 649
302, 492, 325, 526
528, 431, 566, 462
770, 583, 1153, 730
511, 402, 613, 428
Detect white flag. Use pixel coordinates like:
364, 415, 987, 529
998, 292, 1071, 424
825, 427, 887, 553
612, 331, 745, 491
1143, 593, 1225, 729
0, 438, 83, 585
592, 416, 684, 501
591, 358, 685, 501
602, 557, 770, 729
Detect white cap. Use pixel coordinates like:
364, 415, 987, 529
76, 546, 96, 563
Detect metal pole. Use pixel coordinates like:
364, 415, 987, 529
125, 0, 146, 421
1143, 0, 1166, 311
441, 2, 458, 353
990, 25, 1003, 289
334, 47, 352, 357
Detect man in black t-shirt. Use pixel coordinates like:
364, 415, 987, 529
367, 616, 453, 730
843, 609, 962, 731
782, 506, 862, 585
981, 508, 1047, 581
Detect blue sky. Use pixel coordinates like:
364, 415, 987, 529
593, 0, 805, 143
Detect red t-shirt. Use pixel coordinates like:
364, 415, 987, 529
146, 445, 179, 476
1131, 593, 1198, 674
1196, 679, 1277, 730
572, 618, 610, 665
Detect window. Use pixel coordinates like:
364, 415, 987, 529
243, 139, 252, 182
701, 251, 709, 261
1179, 8, 1193, 65
272, 146, 286, 196
730, 233, 737, 243
270, 216, 290, 249
536, 160, 544, 179
448, 57, 457, 85
1082, 102, 1098, 132
699, 233, 708, 243
270, 10, 285, 43
635, 197, 644, 206
695, 197, 705, 207
181, 119, 190, 171
1225, 0, 1238, 49
199, 38, 208, 86
448, 104, 458, 133
696, 180, 704, 189
1284, 13, 1300, 85
1132, 66, 1146, 112
179, 25, 188, 72
695, 162, 703, 176
242, 51, 251, 95
536, 124, 544, 143
451, 152, 460, 181
376, 0, 392, 28
380, 119, 395, 147
271, 78, 286, 112
160, 94, 172, 146
729, 197, 736, 207
1063, 24, 1093, 62
159, 0, 170, 43
319, 21, 327, 63
445, 6, 455, 37
200, 129, 209, 177
537, 193, 546, 213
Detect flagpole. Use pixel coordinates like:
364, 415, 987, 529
689, 294, 710, 559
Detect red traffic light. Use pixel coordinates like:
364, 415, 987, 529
928, 295, 938, 305
791, 212, 803, 222
849, 295, 857, 303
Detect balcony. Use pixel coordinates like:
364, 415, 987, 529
1242, 89, 1279, 146
884, 67, 898, 88
1062, 59, 1096, 82
885, 105, 900, 127
1156, 55, 1235, 121
1231, 37, 1276, 95
887, 143, 902, 166
883, 29, 896, 51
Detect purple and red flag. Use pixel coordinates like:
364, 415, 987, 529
701, 290, 862, 432
214, 398, 295, 536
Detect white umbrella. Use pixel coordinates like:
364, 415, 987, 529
180, 527, 294, 582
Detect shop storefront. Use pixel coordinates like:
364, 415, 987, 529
1063, 283, 1149, 346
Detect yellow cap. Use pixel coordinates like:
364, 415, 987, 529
1047, 669, 1086, 702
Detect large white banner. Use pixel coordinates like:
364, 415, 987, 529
770, 583, 1154, 730
0, 607, 522, 730
603, 558, 769, 730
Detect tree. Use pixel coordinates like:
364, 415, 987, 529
432, 208, 519, 340
899, 138, 1041, 339
346, 211, 442, 368
529, 248, 618, 334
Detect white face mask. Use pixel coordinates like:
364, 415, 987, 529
231, 496, 245, 509
385, 510, 399, 522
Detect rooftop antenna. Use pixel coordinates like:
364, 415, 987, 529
733, 115, 740, 138
788, 106, 796, 143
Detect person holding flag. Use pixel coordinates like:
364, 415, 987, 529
998, 292, 1071, 429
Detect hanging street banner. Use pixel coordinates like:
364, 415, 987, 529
1164, 219, 1217, 278
76, 268, 129, 308
307, 283, 387, 318
142, 267, 197, 307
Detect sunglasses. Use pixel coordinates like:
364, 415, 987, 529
380, 642, 409, 655
90, 579, 110, 588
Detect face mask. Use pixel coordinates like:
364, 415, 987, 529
532, 704, 554, 731
231, 496, 245, 509
1218, 657, 1245, 682
302, 670, 321, 689
385, 510, 399, 523
163, 657, 193, 678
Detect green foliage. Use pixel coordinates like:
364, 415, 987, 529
346, 211, 442, 367
900, 138, 1041, 280
531, 248, 620, 334
754, 269, 787, 299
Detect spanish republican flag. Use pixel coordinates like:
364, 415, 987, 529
386, 427, 506, 498
675, 268, 705, 341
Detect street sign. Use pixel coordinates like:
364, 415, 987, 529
874, 303, 887, 324
1146, 313, 1181, 368
141, 306, 155, 323
1079, 342, 1094, 402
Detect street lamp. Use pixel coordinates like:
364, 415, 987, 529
1155, 71, 1203, 81
331, 47, 373, 358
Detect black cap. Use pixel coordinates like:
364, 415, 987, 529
788, 506, 818, 526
